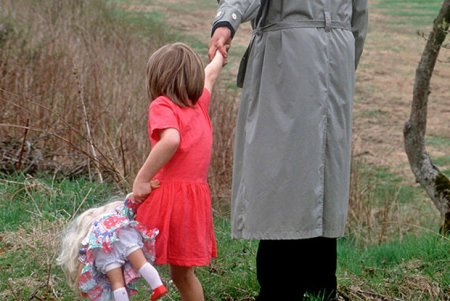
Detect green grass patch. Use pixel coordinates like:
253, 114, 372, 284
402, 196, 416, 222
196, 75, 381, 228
110, 7, 176, 41
107, 0, 213, 57
0, 173, 115, 232
375, 0, 443, 27
426, 134, 450, 147
338, 233, 449, 299
358, 109, 391, 119
0, 173, 448, 300
0, 174, 116, 300
354, 162, 426, 205
426, 135, 450, 177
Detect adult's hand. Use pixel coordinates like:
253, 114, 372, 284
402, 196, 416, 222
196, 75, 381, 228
208, 26, 232, 63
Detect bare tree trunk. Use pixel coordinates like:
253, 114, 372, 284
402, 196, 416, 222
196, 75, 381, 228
404, 0, 450, 234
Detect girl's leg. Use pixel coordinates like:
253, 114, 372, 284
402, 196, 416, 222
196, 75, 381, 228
169, 265, 204, 301
106, 267, 129, 301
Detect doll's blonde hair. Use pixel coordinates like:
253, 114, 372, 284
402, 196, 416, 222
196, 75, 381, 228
56, 199, 123, 291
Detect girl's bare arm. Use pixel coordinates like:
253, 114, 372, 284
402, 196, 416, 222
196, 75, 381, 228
132, 128, 180, 201
204, 51, 224, 92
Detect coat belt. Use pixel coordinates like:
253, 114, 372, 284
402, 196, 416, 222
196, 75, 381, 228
236, 19, 351, 87
254, 20, 351, 34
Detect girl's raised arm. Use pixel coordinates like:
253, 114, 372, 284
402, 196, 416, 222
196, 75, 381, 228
204, 51, 224, 92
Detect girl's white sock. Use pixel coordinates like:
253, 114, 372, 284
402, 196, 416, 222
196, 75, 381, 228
139, 262, 163, 289
113, 287, 129, 301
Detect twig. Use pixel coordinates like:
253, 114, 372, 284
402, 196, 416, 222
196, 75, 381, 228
383, 221, 450, 241
24, 182, 43, 217
16, 118, 30, 171
45, 257, 53, 294
351, 287, 403, 301
28, 285, 44, 301
72, 187, 93, 218
0, 124, 111, 172
0, 89, 86, 139
120, 135, 127, 179
45, 254, 61, 300
0, 90, 124, 184
6, 278, 21, 301
73, 66, 103, 183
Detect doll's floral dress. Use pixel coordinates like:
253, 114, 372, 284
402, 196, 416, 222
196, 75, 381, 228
78, 197, 158, 300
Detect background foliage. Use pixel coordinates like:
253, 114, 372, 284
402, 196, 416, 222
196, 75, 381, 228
0, 0, 449, 300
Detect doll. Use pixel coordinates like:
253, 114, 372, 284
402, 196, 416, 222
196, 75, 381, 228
57, 193, 167, 301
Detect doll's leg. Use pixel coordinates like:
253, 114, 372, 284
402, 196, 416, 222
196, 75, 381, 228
106, 267, 129, 301
128, 249, 163, 288
120, 227, 165, 289
106, 267, 126, 289
94, 246, 129, 301
128, 249, 167, 300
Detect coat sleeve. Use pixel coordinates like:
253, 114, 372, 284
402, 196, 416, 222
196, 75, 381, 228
352, 0, 369, 69
212, 0, 261, 38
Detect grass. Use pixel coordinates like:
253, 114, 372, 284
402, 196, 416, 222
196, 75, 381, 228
1, 0, 449, 300
0, 173, 448, 300
0, 173, 115, 232
0, 0, 236, 196
375, 0, 444, 27
1, 158, 448, 300
0, 174, 115, 300
427, 135, 450, 166
425, 135, 450, 177
338, 233, 449, 300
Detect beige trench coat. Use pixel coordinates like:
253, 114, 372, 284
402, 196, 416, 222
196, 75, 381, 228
213, 0, 368, 239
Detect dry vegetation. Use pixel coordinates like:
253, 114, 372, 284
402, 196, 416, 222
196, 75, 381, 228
0, 0, 445, 246
1, 0, 162, 184
0, 0, 236, 199
0, 0, 449, 300
4, 0, 446, 208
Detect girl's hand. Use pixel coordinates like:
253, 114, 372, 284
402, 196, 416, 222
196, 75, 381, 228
133, 179, 160, 203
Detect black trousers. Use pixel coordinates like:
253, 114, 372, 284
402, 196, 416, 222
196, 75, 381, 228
255, 237, 337, 301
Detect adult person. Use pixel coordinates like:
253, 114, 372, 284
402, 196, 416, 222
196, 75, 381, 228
208, 1, 368, 300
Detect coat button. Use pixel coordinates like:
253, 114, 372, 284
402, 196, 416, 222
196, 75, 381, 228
232, 13, 237, 20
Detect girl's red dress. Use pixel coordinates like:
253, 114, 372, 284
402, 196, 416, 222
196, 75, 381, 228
136, 89, 217, 266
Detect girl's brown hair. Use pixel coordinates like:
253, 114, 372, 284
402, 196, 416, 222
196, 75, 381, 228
146, 42, 205, 107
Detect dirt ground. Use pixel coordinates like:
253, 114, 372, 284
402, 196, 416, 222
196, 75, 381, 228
125, 0, 450, 182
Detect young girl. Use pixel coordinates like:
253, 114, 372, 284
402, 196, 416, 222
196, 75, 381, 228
57, 192, 167, 301
132, 43, 224, 301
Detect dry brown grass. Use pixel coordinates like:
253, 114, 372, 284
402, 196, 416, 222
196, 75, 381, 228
0, 0, 163, 186
346, 156, 442, 246
339, 269, 446, 301
0, 0, 237, 202
352, 1, 450, 180
1, 219, 66, 300
208, 87, 238, 206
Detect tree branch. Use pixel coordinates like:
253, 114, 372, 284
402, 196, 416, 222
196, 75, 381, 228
403, 0, 450, 234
